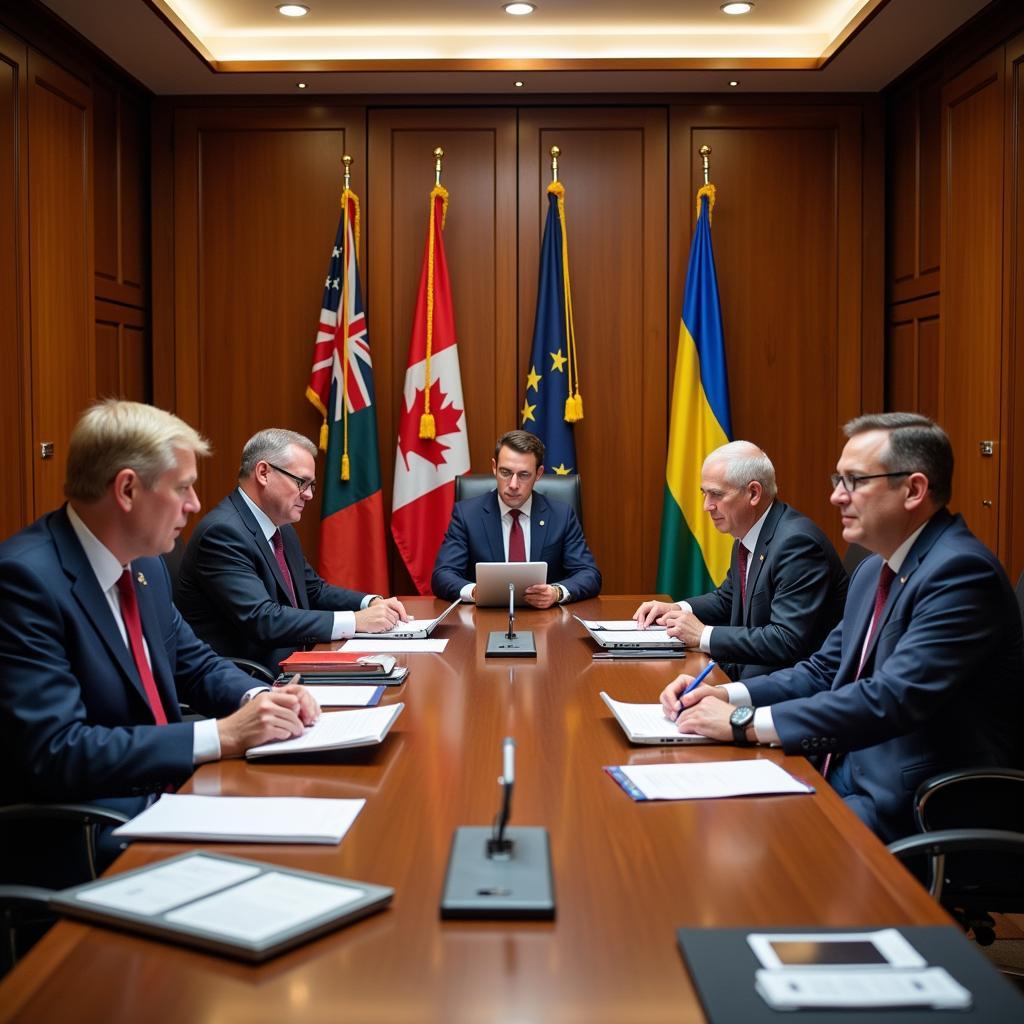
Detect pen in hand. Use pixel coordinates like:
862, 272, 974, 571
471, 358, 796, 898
674, 660, 717, 719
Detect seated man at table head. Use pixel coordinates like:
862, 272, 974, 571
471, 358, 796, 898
431, 429, 601, 608
635, 441, 847, 678
660, 413, 1023, 842
177, 428, 408, 674
0, 401, 319, 878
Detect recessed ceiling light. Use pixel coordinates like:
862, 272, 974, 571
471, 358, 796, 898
721, 2, 753, 14
729, 80, 739, 87
277, 4, 310, 17
297, 82, 307, 89
504, 3, 536, 16
514, 80, 524, 88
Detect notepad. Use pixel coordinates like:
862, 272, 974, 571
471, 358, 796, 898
605, 760, 814, 801
112, 794, 365, 844
246, 703, 404, 759
600, 692, 714, 745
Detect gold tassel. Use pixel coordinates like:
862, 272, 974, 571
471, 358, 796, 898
319, 421, 328, 451
419, 412, 436, 440
572, 392, 583, 420
341, 453, 350, 481
564, 396, 577, 423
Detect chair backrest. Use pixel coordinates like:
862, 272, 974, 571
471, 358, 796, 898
842, 543, 871, 575
162, 535, 186, 604
454, 473, 583, 526
1015, 570, 1024, 631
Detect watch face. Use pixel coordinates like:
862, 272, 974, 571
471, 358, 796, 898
730, 706, 755, 728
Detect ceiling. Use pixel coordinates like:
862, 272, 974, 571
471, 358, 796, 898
39, 0, 993, 94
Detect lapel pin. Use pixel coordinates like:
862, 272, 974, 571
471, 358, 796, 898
900, 576, 907, 584
136, 572, 147, 586
759, 554, 765, 561
539, 520, 545, 526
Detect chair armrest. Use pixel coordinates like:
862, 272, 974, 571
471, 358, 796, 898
0, 803, 130, 828
228, 657, 276, 685
889, 827, 1024, 859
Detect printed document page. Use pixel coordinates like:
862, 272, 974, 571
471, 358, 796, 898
246, 704, 403, 758
616, 760, 813, 800
601, 693, 706, 742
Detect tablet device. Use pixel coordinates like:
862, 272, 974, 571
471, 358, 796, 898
474, 561, 547, 606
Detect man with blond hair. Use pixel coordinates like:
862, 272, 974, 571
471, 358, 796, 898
0, 401, 318, 880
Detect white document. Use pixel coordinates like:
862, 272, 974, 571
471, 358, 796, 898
599, 630, 679, 645
304, 685, 382, 707
615, 760, 814, 800
600, 692, 714, 745
76, 854, 260, 915
113, 795, 365, 844
342, 639, 448, 653
165, 871, 365, 943
755, 968, 972, 1011
576, 618, 666, 631
246, 703, 404, 758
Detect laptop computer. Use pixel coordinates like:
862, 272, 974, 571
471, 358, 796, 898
350, 598, 461, 639
474, 561, 547, 606
574, 615, 685, 651
600, 692, 715, 745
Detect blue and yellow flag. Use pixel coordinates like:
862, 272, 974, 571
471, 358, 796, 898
521, 181, 582, 475
656, 184, 733, 598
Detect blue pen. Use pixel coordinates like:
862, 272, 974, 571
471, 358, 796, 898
675, 660, 717, 718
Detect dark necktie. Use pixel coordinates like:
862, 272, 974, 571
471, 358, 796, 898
272, 530, 298, 607
508, 509, 526, 562
737, 543, 749, 610
824, 563, 896, 778
115, 570, 168, 725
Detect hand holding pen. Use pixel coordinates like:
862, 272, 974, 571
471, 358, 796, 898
661, 660, 717, 720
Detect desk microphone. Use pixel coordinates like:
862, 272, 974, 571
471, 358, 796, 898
488, 736, 515, 857
506, 583, 516, 640
485, 582, 536, 657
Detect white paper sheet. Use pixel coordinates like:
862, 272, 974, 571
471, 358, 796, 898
616, 760, 813, 800
304, 685, 382, 707
598, 630, 680, 645
246, 703, 403, 758
342, 639, 448, 653
77, 854, 260, 915
113, 794, 365, 844
164, 872, 365, 942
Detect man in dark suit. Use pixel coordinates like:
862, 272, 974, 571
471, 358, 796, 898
661, 414, 1023, 841
431, 430, 601, 607
177, 428, 408, 674
635, 441, 847, 678
0, 401, 319, 879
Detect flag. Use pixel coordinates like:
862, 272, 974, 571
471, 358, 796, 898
306, 185, 389, 594
391, 184, 470, 594
656, 184, 733, 599
520, 181, 583, 474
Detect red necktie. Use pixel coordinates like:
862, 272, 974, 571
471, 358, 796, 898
508, 509, 526, 562
116, 570, 168, 726
823, 563, 896, 778
272, 530, 298, 607
737, 543, 749, 610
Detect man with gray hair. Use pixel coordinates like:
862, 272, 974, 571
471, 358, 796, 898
635, 440, 847, 679
0, 401, 319, 881
178, 427, 407, 674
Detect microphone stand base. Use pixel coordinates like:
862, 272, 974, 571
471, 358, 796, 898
485, 631, 537, 657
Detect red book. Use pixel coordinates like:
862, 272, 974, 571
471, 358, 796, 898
278, 652, 396, 675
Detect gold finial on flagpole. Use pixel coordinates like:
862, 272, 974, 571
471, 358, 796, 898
699, 144, 712, 186
342, 154, 352, 190
434, 146, 444, 186
550, 145, 560, 183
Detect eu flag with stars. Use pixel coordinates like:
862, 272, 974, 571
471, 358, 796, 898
521, 182, 582, 476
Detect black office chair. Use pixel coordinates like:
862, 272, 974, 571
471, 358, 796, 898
894, 767, 1024, 946
454, 473, 584, 526
842, 543, 871, 575
1015, 570, 1024, 631
0, 803, 131, 975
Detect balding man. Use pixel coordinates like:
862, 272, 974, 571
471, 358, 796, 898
635, 441, 847, 679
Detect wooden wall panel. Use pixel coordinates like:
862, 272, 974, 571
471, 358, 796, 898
170, 107, 366, 560
0, 28, 29, 539
367, 109, 518, 593
886, 296, 940, 419
26, 48, 93, 515
516, 108, 667, 594
95, 299, 149, 402
670, 106, 874, 557
940, 51, 1004, 553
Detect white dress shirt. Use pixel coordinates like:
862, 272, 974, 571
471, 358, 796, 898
236, 488, 376, 637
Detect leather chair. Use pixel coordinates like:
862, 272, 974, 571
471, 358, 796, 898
842, 543, 871, 575
454, 473, 583, 526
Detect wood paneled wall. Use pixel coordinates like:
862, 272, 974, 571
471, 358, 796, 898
885, 0, 1024, 581
157, 96, 881, 594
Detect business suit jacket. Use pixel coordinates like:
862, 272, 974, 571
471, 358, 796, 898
0, 507, 253, 806
176, 490, 369, 673
744, 509, 1024, 842
686, 502, 848, 679
431, 490, 601, 602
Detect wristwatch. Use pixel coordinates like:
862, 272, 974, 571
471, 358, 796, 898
729, 705, 755, 746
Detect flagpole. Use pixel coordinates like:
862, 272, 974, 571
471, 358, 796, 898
342, 152, 351, 189
700, 144, 711, 185
421, 147, 447, 440
434, 146, 443, 186
550, 145, 559, 183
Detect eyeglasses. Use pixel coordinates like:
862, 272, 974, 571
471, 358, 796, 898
268, 462, 316, 494
829, 471, 910, 493
496, 468, 535, 482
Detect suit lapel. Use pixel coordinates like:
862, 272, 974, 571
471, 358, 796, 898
529, 494, 549, 561
483, 492, 505, 562
229, 490, 294, 604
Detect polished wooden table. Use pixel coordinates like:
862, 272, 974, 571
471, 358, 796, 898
1, 598, 947, 1023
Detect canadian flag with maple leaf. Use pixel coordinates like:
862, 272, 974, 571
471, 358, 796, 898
391, 184, 470, 594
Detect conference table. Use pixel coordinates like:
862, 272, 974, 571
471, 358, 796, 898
0, 597, 948, 1023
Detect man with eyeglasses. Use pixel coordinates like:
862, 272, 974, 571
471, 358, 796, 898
177, 428, 408, 674
431, 429, 600, 607
634, 441, 847, 679
660, 413, 1023, 841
